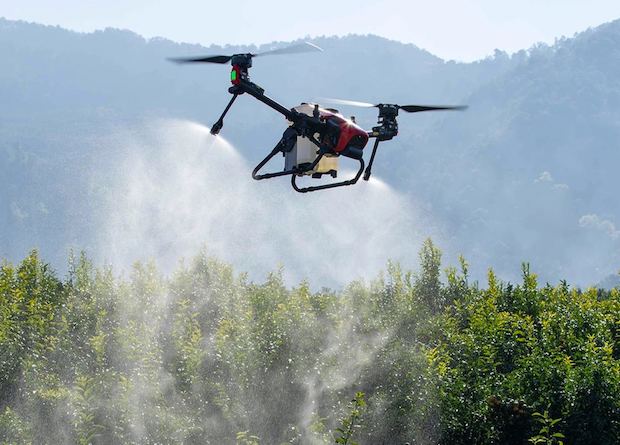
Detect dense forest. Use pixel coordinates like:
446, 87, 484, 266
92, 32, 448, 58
1, 242, 618, 444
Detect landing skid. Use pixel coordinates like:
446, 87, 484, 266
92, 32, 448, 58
252, 141, 366, 193
291, 158, 365, 193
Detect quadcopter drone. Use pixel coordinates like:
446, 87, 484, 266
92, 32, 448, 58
170, 42, 466, 193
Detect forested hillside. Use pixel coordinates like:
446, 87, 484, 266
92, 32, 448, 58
404, 21, 620, 284
2, 17, 619, 286
1, 247, 618, 444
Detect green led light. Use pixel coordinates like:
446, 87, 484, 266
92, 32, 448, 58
231, 70, 237, 81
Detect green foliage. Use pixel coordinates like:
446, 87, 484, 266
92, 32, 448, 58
72, 376, 104, 445
0, 407, 31, 444
0, 251, 62, 405
0, 247, 618, 444
428, 267, 620, 444
334, 392, 366, 445
415, 239, 444, 313
529, 409, 565, 445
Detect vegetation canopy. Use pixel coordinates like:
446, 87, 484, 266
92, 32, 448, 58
0, 242, 618, 444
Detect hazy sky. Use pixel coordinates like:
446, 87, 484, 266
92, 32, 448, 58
3, 0, 620, 61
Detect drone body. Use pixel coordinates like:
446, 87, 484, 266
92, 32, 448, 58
170, 42, 466, 193
283, 103, 368, 178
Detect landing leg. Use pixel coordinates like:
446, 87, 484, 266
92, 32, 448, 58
252, 130, 324, 180
363, 138, 381, 181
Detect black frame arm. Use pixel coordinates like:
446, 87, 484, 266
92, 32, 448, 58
237, 80, 295, 121
209, 78, 297, 135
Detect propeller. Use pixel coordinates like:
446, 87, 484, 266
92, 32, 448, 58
169, 54, 232, 64
319, 98, 467, 113
399, 104, 468, 113
254, 41, 323, 57
169, 41, 323, 64
321, 98, 376, 108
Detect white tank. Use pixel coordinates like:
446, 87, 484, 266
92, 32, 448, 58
284, 104, 339, 176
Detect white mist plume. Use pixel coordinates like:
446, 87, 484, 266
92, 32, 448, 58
97, 119, 438, 287
579, 214, 620, 240
300, 322, 391, 444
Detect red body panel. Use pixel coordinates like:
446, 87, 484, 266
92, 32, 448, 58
318, 109, 369, 153
230, 65, 242, 85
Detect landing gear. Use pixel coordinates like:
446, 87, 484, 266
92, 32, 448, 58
291, 158, 365, 193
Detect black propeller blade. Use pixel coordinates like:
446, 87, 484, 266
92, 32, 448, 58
169, 55, 232, 64
319, 98, 467, 113
169, 41, 322, 64
399, 104, 468, 113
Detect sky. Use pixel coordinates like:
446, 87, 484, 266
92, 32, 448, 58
3, 0, 620, 61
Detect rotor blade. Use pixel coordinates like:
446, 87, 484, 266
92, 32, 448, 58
254, 41, 323, 57
168, 55, 232, 64
317, 98, 377, 108
399, 105, 468, 113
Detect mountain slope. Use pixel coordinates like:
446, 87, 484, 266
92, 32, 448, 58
399, 20, 620, 282
1, 17, 619, 285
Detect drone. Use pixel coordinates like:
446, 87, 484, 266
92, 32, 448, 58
170, 42, 466, 193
